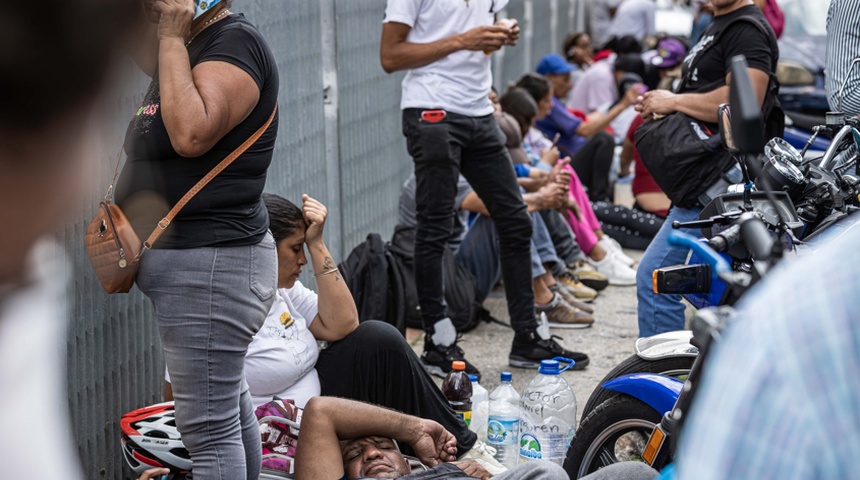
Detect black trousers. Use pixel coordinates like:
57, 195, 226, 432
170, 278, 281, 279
316, 321, 477, 455
592, 201, 665, 250
567, 131, 615, 202
402, 109, 535, 335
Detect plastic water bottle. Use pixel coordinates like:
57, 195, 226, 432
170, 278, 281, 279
518, 358, 577, 466
469, 374, 489, 442
487, 372, 520, 469
441, 361, 473, 427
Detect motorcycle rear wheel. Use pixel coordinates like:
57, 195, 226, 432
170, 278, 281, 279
581, 354, 694, 420
564, 395, 663, 479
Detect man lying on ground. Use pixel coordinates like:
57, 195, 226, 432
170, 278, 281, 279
294, 396, 569, 480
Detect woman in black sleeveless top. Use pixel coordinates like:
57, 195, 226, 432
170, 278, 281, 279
116, 1, 279, 478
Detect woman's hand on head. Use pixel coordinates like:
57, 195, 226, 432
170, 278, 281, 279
302, 194, 328, 246
152, 0, 195, 42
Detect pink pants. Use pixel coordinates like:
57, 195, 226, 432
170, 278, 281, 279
561, 165, 601, 254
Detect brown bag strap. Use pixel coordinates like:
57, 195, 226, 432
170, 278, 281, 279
137, 104, 278, 257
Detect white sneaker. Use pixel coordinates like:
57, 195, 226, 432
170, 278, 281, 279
458, 440, 507, 474
588, 251, 637, 286
599, 237, 636, 267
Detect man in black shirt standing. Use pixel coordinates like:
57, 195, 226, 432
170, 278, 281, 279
633, 0, 780, 337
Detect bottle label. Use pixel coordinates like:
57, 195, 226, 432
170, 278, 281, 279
487, 418, 518, 445
518, 433, 542, 461
455, 410, 472, 428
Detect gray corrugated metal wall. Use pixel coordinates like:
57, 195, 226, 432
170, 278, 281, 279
64, 1, 581, 478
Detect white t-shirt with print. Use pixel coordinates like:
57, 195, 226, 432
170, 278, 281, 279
245, 282, 321, 409
384, 0, 509, 117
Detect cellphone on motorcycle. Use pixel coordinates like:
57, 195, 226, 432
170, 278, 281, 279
652, 264, 711, 294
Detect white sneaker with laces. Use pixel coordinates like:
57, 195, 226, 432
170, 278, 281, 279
588, 251, 637, 286
599, 236, 636, 267
458, 440, 507, 474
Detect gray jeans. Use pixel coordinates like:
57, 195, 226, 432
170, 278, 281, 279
493, 461, 569, 479
580, 461, 659, 480
138, 232, 277, 480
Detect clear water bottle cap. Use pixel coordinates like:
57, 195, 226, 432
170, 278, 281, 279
500, 372, 512, 382
468, 374, 478, 382
538, 357, 575, 375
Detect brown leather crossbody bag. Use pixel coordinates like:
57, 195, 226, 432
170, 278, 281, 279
85, 106, 277, 294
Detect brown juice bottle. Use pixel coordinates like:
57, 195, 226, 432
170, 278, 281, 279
441, 361, 473, 427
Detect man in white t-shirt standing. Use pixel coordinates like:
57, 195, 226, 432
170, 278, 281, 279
381, 0, 588, 379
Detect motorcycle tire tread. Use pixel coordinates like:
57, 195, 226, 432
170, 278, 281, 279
563, 395, 664, 479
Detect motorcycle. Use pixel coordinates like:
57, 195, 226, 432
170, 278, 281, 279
565, 55, 860, 478
580, 56, 860, 419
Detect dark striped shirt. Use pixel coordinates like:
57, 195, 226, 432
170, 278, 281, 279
826, 0, 860, 116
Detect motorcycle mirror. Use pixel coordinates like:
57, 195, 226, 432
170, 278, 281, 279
718, 104, 737, 153
728, 55, 766, 154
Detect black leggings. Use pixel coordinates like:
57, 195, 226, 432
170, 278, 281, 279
592, 201, 665, 250
316, 320, 476, 456
566, 131, 615, 202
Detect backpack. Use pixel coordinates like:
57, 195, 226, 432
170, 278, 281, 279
387, 225, 482, 333
338, 233, 406, 335
255, 397, 302, 475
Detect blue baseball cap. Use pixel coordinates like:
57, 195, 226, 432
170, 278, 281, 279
536, 53, 575, 76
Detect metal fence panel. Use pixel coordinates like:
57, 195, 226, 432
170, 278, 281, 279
65, 0, 572, 477
531, 0, 555, 64
65, 74, 163, 480
335, 0, 411, 252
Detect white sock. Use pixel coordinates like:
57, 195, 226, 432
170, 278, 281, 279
535, 312, 551, 340
431, 318, 457, 347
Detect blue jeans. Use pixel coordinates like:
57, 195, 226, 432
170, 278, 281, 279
138, 233, 277, 480
457, 212, 560, 306
636, 206, 703, 337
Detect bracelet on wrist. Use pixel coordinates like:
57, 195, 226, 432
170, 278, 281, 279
313, 267, 339, 278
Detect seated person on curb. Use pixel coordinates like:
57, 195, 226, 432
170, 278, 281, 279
515, 76, 640, 285
295, 396, 570, 480
167, 193, 496, 461
619, 114, 670, 218
569, 35, 643, 112
533, 54, 640, 202
495, 89, 610, 297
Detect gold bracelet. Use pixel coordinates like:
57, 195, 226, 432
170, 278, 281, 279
313, 267, 339, 278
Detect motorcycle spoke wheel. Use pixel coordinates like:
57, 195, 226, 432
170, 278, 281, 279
564, 395, 663, 479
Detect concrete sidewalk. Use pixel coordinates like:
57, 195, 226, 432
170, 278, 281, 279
409, 249, 644, 427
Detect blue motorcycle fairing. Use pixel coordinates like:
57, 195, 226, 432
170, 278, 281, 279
602, 373, 683, 415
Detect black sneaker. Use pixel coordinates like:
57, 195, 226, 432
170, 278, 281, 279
421, 336, 482, 380
509, 330, 590, 370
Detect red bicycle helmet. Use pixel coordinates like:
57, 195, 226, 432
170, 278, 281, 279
121, 402, 191, 475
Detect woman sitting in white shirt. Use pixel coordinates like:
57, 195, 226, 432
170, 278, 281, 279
169, 193, 481, 456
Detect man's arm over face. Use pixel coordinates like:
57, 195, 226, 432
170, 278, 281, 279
295, 397, 458, 480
